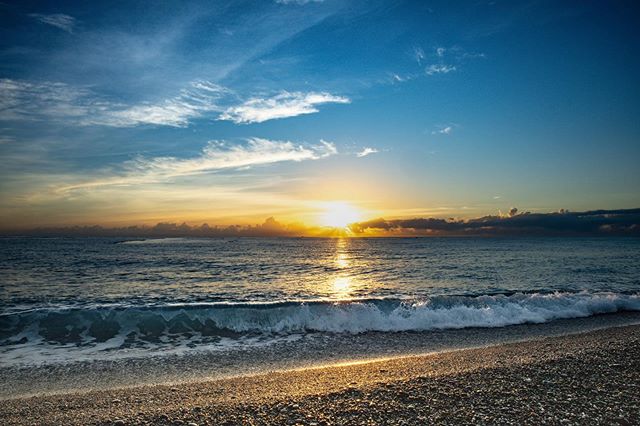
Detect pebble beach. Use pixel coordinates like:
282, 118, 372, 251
2, 324, 639, 425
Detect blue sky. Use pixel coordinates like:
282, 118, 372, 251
1, 0, 639, 229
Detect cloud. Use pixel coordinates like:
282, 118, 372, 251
425, 64, 456, 75
437, 45, 486, 60
418, 46, 485, 77
388, 73, 417, 84
10, 209, 640, 238
60, 138, 338, 191
4, 216, 326, 238
0, 79, 229, 127
87, 81, 231, 127
0, 79, 349, 127
219, 91, 350, 124
348, 208, 640, 236
413, 47, 425, 64
29, 13, 77, 33
0, 79, 94, 121
356, 147, 378, 157
432, 125, 453, 135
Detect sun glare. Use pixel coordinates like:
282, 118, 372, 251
320, 202, 361, 228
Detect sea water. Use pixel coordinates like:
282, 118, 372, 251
1, 236, 639, 396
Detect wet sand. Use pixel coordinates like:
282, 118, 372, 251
1, 324, 639, 425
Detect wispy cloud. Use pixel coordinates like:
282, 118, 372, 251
413, 46, 425, 64
432, 125, 453, 135
436, 45, 486, 60
87, 81, 230, 127
356, 147, 378, 157
29, 13, 77, 33
388, 73, 415, 84
0, 79, 95, 121
219, 91, 350, 124
0, 79, 227, 127
0, 79, 227, 128
392, 45, 484, 84
0, 79, 348, 127
60, 138, 338, 191
425, 64, 456, 75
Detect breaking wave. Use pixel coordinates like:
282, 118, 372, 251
2, 292, 639, 349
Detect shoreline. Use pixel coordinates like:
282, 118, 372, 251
1, 323, 639, 425
3, 311, 640, 400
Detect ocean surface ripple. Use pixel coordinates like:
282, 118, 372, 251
1, 236, 639, 366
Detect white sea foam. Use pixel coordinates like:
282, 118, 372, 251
206, 292, 640, 333
2, 292, 639, 350
1, 292, 639, 367
120, 238, 199, 245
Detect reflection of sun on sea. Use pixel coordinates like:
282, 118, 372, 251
330, 238, 353, 298
332, 276, 352, 295
336, 253, 349, 268
334, 237, 350, 269
319, 202, 362, 229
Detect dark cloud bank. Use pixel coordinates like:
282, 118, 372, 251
349, 208, 640, 237
4, 208, 640, 238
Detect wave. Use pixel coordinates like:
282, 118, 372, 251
2, 292, 639, 349
119, 238, 206, 245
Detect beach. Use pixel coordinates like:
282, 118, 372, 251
2, 0, 640, 423
2, 323, 638, 425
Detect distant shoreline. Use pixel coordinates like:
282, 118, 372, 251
2, 323, 639, 425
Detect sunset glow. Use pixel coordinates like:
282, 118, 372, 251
319, 202, 362, 229
1, 2, 640, 423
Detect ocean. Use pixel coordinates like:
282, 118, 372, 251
1, 236, 640, 397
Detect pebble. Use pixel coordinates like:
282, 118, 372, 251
2, 326, 639, 426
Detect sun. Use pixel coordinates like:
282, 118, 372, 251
319, 202, 362, 228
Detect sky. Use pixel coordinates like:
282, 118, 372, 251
1, 0, 639, 232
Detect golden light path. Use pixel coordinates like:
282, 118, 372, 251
330, 237, 356, 299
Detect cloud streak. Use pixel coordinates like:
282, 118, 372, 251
86, 81, 230, 127
0, 79, 348, 127
0, 79, 94, 122
357, 147, 378, 157
219, 91, 350, 124
391, 45, 483, 82
29, 13, 77, 33
413, 47, 425, 64
60, 138, 338, 191
0, 79, 229, 127
432, 125, 453, 135
425, 64, 456, 75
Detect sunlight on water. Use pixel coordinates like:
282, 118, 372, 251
329, 238, 356, 299
1, 237, 640, 367
335, 253, 350, 269
331, 276, 353, 297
